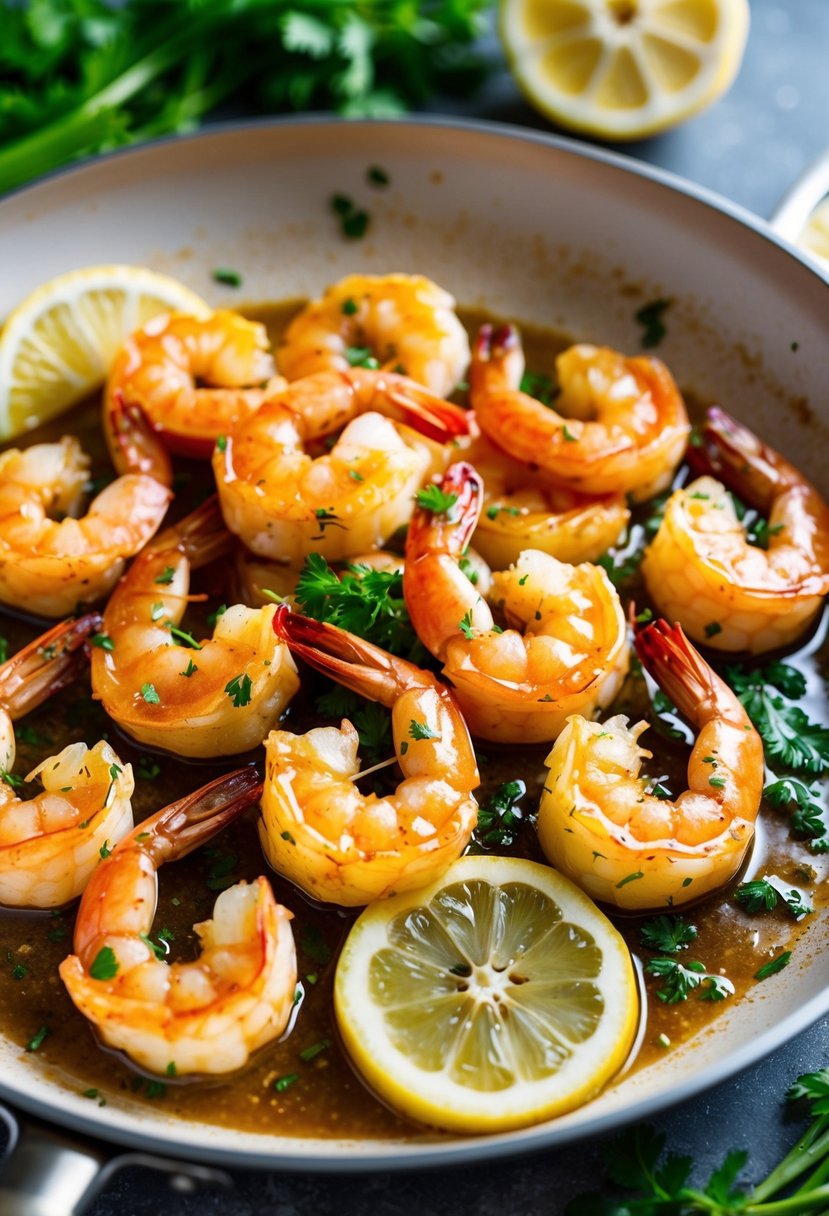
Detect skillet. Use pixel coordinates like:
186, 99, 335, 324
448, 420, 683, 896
0, 116, 827, 1210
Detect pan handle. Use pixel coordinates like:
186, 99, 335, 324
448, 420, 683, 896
768, 145, 829, 245
0, 1102, 232, 1215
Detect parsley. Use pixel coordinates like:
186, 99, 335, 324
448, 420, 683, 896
299, 925, 332, 965
136, 757, 161, 781
734, 877, 811, 919
296, 553, 422, 660
704, 620, 722, 638
561, 423, 577, 442
341, 297, 358, 316
274, 1074, 300, 1093
1, 771, 24, 790
519, 370, 556, 406
724, 661, 829, 775
91, 631, 114, 652
313, 507, 347, 537
26, 1025, 50, 1052
415, 484, 459, 515
409, 719, 439, 741
639, 915, 698, 954
597, 548, 643, 589
207, 604, 227, 628
206, 850, 238, 892
645, 958, 734, 1004
298, 1038, 332, 1062
225, 673, 253, 708
0, 2, 491, 196
367, 165, 389, 187
764, 777, 828, 849
458, 610, 475, 639
330, 194, 370, 240
212, 267, 242, 288
140, 682, 160, 704
472, 779, 525, 850
635, 297, 671, 348
180, 659, 199, 678
99, 840, 111, 859
755, 951, 792, 981
89, 946, 119, 981
314, 686, 392, 759
154, 566, 176, 585
344, 345, 379, 369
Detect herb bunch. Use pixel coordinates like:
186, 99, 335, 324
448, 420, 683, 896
0, 0, 492, 195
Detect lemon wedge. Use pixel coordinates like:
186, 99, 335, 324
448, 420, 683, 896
0, 265, 210, 441
799, 198, 829, 270
334, 855, 638, 1133
499, 0, 750, 140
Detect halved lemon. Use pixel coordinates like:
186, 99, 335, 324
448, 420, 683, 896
0, 265, 210, 441
799, 198, 829, 270
499, 0, 750, 140
334, 855, 638, 1133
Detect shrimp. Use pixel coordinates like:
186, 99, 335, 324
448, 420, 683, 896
277, 273, 470, 396
261, 606, 479, 906
60, 768, 298, 1077
213, 367, 473, 565
402, 463, 629, 743
0, 437, 170, 618
642, 406, 829, 653
0, 616, 134, 908
537, 618, 764, 911
469, 325, 690, 501
104, 310, 287, 462
90, 498, 299, 758
454, 433, 630, 570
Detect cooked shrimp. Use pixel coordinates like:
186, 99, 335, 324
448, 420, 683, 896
104, 310, 287, 462
455, 433, 630, 570
403, 463, 629, 743
90, 498, 299, 758
213, 367, 472, 565
60, 769, 297, 1077
277, 273, 469, 396
0, 437, 170, 618
261, 606, 479, 906
0, 616, 134, 908
470, 325, 690, 501
537, 618, 764, 910
643, 407, 829, 653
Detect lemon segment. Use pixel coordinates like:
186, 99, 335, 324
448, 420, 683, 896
799, 198, 829, 270
499, 0, 750, 140
334, 855, 638, 1133
0, 265, 210, 441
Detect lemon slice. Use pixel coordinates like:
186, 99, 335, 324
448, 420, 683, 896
499, 0, 750, 140
0, 265, 210, 441
334, 855, 638, 1133
799, 198, 829, 270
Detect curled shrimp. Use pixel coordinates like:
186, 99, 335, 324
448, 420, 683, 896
60, 769, 297, 1077
261, 606, 479, 907
537, 618, 764, 911
469, 325, 690, 501
0, 616, 134, 908
104, 310, 286, 463
643, 407, 829, 654
90, 498, 299, 758
213, 367, 472, 565
0, 436, 170, 618
455, 433, 629, 570
403, 463, 629, 743
277, 273, 470, 396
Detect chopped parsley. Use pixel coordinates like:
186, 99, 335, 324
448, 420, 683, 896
330, 194, 369, 240
415, 484, 459, 515
472, 779, 525, 851
296, 553, 422, 660
639, 915, 698, 954
635, 297, 671, 348
755, 951, 792, 981
212, 267, 243, 288
225, 672, 253, 708
645, 957, 734, 1004
140, 682, 160, 704
408, 719, 439, 741
154, 566, 176, 585
724, 661, 829, 775
734, 878, 811, 920
89, 946, 119, 981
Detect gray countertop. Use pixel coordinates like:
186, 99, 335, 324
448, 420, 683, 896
5, 1, 829, 1211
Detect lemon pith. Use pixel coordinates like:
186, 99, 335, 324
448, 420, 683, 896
0, 265, 209, 441
499, 0, 751, 140
334, 855, 638, 1133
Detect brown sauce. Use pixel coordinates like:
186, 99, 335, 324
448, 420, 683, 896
0, 303, 825, 1139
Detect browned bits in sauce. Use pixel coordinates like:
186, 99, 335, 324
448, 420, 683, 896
0, 302, 825, 1139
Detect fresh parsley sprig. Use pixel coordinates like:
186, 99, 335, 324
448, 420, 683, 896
644, 958, 734, 1004
639, 915, 698, 954
764, 778, 828, 852
724, 661, 829, 776
470, 779, 525, 851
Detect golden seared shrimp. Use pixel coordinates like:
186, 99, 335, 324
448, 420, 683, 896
260, 606, 479, 906
277, 273, 470, 396
104, 310, 286, 463
213, 366, 472, 565
538, 619, 764, 911
0, 616, 134, 908
60, 769, 298, 1077
403, 463, 629, 743
90, 498, 299, 758
455, 433, 629, 570
470, 325, 690, 501
0, 436, 170, 618
643, 406, 829, 654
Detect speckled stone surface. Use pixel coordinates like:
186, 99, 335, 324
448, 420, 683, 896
2, 2, 828, 1212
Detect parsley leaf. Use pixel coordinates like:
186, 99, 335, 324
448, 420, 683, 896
724, 662, 829, 775
225, 672, 253, 708
734, 877, 811, 919
639, 915, 698, 954
415, 484, 458, 515
471, 780, 525, 851
645, 958, 734, 1004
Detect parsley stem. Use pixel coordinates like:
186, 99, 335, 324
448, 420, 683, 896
752, 1115, 829, 1202
746, 1187, 829, 1214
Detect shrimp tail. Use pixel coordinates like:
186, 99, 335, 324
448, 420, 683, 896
688, 406, 800, 508
150, 494, 233, 567
107, 389, 173, 487
407, 461, 483, 560
381, 378, 472, 444
137, 767, 263, 868
0, 614, 102, 719
273, 605, 424, 706
473, 323, 522, 366
634, 617, 741, 728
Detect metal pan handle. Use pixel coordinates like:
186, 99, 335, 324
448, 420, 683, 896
768, 145, 829, 244
0, 1102, 232, 1215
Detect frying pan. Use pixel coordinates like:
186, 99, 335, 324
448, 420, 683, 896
0, 117, 827, 1213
